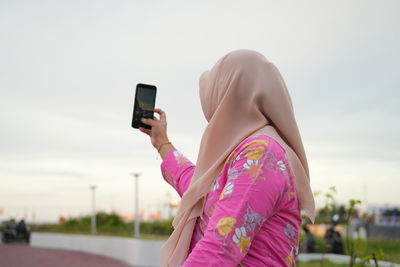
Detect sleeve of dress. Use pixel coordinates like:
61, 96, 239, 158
161, 149, 196, 197
182, 138, 288, 266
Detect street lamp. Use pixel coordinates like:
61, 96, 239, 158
90, 185, 97, 235
132, 173, 141, 238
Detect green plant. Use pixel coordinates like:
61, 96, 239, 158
313, 188, 393, 267
345, 199, 361, 267
29, 211, 174, 237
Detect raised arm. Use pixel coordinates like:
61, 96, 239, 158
139, 108, 195, 196
161, 149, 195, 197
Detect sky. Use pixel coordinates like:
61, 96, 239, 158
0, 0, 399, 222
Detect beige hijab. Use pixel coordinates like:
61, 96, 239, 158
160, 50, 315, 267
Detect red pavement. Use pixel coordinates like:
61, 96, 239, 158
0, 244, 133, 267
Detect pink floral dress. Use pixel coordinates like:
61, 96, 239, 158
161, 135, 301, 266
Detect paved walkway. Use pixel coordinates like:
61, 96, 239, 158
0, 244, 133, 267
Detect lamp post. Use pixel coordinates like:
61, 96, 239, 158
132, 173, 140, 238
90, 185, 97, 235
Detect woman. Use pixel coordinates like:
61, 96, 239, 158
139, 50, 315, 267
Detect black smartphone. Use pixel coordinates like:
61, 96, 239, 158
131, 83, 157, 129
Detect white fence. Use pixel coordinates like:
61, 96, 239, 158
31, 232, 164, 267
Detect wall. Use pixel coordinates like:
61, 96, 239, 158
31, 232, 164, 267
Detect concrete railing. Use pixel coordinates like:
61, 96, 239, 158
32, 233, 400, 267
31, 232, 164, 267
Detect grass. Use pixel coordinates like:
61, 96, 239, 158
298, 257, 400, 267
31, 229, 170, 241
310, 236, 400, 264
296, 259, 384, 267
297, 260, 348, 267
366, 239, 400, 264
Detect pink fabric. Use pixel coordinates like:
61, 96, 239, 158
161, 135, 301, 266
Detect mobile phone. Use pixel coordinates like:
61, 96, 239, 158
131, 83, 157, 129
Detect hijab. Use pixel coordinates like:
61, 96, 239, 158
160, 50, 315, 266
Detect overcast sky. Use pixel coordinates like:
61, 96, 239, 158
1, 0, 399, 222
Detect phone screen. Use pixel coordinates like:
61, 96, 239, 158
132, 83, 157, 129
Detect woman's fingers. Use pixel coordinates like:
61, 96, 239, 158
139, 127, 151, 136
154, 108, 166, 122
153, 108, 163, 114
141, 118, 156, 127
140, 109, 169, 150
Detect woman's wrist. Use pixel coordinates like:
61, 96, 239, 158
158, 143, 175, 160
154, 138, 169, 150
157, 140, 171, 152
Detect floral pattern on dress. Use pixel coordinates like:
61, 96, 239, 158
228, 167, 240, 180
173, 150, 190, 166
220, 181, 235, 200
161, 135, 301, 266
211, 179, 219, 192
243, 203, 265, 233
219, 167, 240, 201
284, 223, 295, 239
243, 159, 264, 180
232, 226, 251, 254
208, 216, 240, 261
284, 222, 298, 267
207, 202, 216, 217
216, 217, 237, 236
230, 202, 266, 255
226, 150, 238, 164
161, 169, 177, 187
285, 249, 295, 267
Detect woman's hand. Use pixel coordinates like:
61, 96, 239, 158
139, 108, 169, 150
